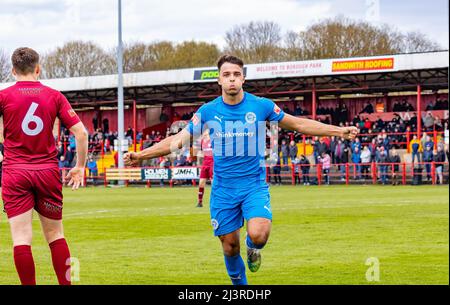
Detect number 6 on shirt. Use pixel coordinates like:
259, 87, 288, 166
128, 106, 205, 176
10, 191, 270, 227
22, 102, 44, 136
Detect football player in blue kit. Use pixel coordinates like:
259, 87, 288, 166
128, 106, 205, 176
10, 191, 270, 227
124, 55, 358, 285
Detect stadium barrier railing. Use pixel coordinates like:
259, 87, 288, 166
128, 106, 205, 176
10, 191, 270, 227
265, 161, 448, 186
57, 161, 448, 188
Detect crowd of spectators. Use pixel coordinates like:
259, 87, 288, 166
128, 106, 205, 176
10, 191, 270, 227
268, 129, 448, 185
55, 98, 448, 185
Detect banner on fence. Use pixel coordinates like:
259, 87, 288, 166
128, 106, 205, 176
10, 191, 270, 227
171, 167, 199, 180
141, 168, 171, 180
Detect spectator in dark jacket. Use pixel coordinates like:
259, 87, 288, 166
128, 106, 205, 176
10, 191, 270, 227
291, 156, 301, 185
289, 140, 298, 161
389, 148, 401, 185
376, 146, 389, 184
434, 147, 446, 184
317, 137, 328, 157
422, 145, 434, 181
334, 139, 348, 180
269, 151, 282, 185
329, 136, 338, 164
368, 138, 377, 162
64, 146, 75, 168
299, 155, 311, 185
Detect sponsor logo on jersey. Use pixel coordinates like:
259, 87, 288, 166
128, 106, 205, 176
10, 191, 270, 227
68, 109, 77, 118
192, 114, 200, 126
273, 105, 281, 115
211, 219, 219, 230
245, 112, 257, 124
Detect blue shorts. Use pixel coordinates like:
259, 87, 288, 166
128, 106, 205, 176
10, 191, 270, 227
209, 182, 272, 236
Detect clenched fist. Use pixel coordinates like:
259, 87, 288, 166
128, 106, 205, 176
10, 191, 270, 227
340, 126, 359, 140
124, 152, 140, 167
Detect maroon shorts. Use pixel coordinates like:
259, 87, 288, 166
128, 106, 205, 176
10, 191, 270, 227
1, 167, 63, 220
200, 164, 213, 180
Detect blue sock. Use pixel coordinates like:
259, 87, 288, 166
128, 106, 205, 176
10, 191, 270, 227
246, 234, 266, 250
224, 254, 247, 285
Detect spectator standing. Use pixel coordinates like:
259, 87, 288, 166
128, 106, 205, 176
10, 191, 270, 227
351, 137, 362, 154
288, 140, 298, 162
409, 135, 422, 164
422, 145, 434, 181
269, 151, 282, 185
291, 156, 301, 185
334, 139, 347, 180
433, 147, 446, 184
351, 146, 362, 180
299, 155, 311, 185
318, 152, 331, 185
376, 146, 389, 184
92, 112, 98, 131
102, 117, 109, 134
87, 155, 98, 179
423, 112, 435, 131
360, 146, 371, 180
142, 134, 153, 149
64, 146, 75, 168
389, 148, 401, 185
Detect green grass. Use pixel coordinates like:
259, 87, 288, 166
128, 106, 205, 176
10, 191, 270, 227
0, 185, 448, 285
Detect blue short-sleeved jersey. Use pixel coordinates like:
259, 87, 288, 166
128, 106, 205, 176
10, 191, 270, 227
187, 92, 285, 188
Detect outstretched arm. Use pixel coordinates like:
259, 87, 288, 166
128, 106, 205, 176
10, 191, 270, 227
278, 113, 358, 140
124, 129, 192, 166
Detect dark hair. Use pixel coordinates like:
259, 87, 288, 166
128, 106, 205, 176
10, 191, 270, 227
217, 54, 244, 71
11, 47, 39, 75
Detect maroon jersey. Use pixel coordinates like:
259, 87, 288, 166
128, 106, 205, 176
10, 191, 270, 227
201, 138, 213, 166
0, 81, 81, 170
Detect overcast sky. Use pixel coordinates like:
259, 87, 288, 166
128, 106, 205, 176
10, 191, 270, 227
0, 0, 448, 55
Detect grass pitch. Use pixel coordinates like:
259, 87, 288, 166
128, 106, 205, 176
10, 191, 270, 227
0, 185, 448, 285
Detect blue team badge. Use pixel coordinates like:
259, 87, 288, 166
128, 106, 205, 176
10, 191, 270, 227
245, 112, 257, 124
211, 219, 219, 230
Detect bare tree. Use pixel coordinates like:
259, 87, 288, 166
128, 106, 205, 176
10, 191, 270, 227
0, 49, 11, 82
282, 31, 304, 61
41, 41, 115, 79
115, 41, 176, 73
399, 31, 442, 53
169, 41, 220, 69
225, 21, 283, 63
147, 41, 176, 70
283, 17, 442, 61
297, 17, 399, 60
